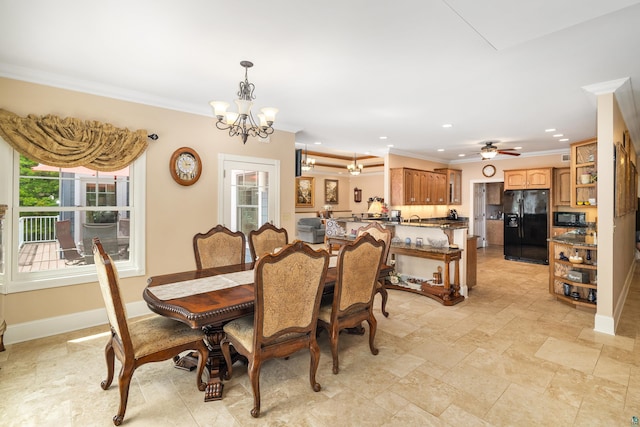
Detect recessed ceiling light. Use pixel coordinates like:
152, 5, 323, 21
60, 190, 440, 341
545, 128, 556, 132
559, 138, 569, 142
553, 134, 563, 138
387, 144, 394, 148
437, 148, 445, 152
379, 136, 388, 140
458, 153, 465, 157
314, 141, 322, 145
442, 124, 453, 128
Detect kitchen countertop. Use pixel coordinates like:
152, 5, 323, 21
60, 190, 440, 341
333, 217, 469, 229
549, 231, 597, 247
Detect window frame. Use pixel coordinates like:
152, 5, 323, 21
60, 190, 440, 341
0, 149, 146, 294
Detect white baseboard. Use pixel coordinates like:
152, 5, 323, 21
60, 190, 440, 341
3, 300, 152, 346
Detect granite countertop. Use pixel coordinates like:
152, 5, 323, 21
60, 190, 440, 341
333, 217, 468, 229
549, 231, 597, 247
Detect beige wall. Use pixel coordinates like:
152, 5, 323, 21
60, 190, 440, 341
596, 93, 636, 331
0, 77, 295, 326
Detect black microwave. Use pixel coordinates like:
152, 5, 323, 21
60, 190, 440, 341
554, 211, 587, 227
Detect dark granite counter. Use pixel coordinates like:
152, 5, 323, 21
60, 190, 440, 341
549, 231, 597, 248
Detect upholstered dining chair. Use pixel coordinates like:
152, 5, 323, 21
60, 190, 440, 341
248, 222, 289, 262
220, 240, 330, 418
92, 238, 208, 426
193, 224, 246, 269
356, 222, 392, 317
317, 233, 385, 374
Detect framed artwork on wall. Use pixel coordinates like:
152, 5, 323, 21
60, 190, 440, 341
324, 179, 338, 204
295, 176, 315, 208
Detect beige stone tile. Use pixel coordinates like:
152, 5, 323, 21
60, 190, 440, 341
593, 354, 631, 386
534, 336, 601, 374
485, 383, 578, 426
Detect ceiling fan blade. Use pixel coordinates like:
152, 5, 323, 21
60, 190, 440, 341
498, 150, 520, 156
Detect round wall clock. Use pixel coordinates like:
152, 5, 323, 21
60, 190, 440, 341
482, 164, 496, 178
170, 147, 202, 186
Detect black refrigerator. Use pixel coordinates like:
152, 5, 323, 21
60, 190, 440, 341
503, 189, 549, 265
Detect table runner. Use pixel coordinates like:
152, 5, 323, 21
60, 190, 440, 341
148, 269, 255, 301
149, 257, 337, 301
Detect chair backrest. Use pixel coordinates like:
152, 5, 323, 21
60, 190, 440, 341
193, 225, 246, 269
334, 233, 385, 313
253, 240, 329, 343
55, 219, 83, 261
356, 222, 392, 264
249, 223, 289, 261
93, 238, 133, 355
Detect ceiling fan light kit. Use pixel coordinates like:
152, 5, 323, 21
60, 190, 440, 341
480, 142, 520, 160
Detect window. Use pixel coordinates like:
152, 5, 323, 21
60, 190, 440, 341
1, 150, 145, 293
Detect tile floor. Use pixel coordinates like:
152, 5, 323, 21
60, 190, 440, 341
1, 246, 640, 426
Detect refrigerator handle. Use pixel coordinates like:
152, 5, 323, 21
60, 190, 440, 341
519, 199, 524, 239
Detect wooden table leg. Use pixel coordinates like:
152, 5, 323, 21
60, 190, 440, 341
202, 325, 227, 401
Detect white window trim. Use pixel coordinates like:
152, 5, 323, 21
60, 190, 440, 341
217, 153, 281, 228
0, 149, 146, 294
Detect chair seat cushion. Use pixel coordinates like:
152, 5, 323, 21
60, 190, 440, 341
224, 315, 309, 353
223, 315, 255, 352
317, 303, 332, 323
129, 315, 204, 359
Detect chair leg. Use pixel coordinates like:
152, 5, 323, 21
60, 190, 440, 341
248, 359, 262, 418
196, 347, 207, 392
114, 363, 134, 426
367, 313, 379, 356
309, 339, 322, 392
220, 340, 233, 380
378, 281, 389, 317
101, 339, 115, 390
329, 325, 340, 375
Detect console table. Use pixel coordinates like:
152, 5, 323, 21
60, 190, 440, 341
326, 235, 464, 306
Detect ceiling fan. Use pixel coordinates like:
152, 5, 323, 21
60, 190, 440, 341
480, 141, 520, 160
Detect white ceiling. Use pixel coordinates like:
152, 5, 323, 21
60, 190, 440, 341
1, 0, 639, 163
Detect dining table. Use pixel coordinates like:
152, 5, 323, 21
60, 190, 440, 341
143, 258, 392, 402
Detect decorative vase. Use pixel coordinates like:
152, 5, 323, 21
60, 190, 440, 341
587, 288, 597, 303
580, 174, 591, 184
563, 283, 571, 296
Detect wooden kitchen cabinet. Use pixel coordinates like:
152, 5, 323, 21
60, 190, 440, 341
485, 219, 504, 245
486, 182, 503, 205
391, 168, 421, 205
435, 168, 462, 205
429, 171, 447, 204
390, 168, 447, 205
553, 167, 571, 206
504, 168, 552, 190
570, 138, 597, 208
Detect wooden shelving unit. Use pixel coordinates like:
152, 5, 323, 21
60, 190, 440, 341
548, 239, 597, 309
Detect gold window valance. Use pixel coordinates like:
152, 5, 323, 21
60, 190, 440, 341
0, 109, 150, 172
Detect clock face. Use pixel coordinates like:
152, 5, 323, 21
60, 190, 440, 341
170, 147, 202, 186
482, 164, 496, 177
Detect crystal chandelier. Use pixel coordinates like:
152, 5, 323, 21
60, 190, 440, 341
209, 61, 278, 144
301, 145, 315, 171
347, 153, 363, 175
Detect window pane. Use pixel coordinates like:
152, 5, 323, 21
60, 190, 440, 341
16, 155, 132, 273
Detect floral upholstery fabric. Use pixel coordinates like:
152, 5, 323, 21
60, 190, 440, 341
251, 230, 287, 260
196, 232, 244, 268
129, 316, 204, 359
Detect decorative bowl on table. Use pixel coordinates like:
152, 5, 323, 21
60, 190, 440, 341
427, 238, 448, 248
569, 256, 584, 264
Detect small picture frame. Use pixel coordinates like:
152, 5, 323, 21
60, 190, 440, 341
415, 237, 423, 247
295, 176, 315, 208
324, 179, 339, 204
